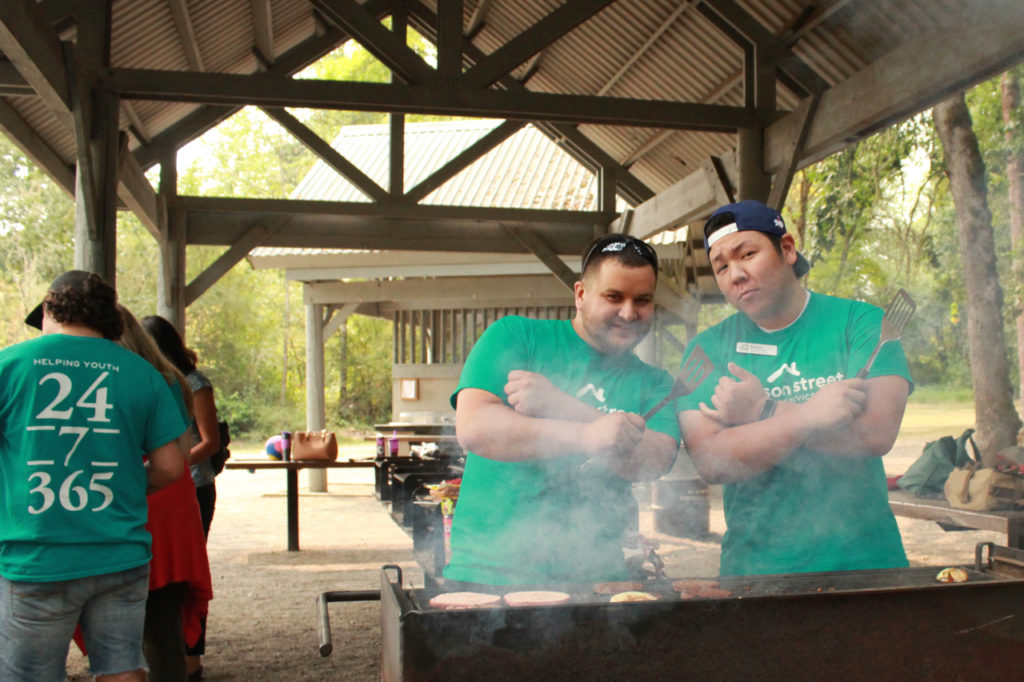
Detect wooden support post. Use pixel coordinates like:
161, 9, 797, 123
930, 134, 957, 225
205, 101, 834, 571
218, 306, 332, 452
306, 296, 327, 493
71, 1, 117, 282
736, 126, 770, 202
158, 153, 186, 331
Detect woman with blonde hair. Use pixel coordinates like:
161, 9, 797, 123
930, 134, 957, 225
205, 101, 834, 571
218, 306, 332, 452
141, 314, 220, 680
120, 307, 212, 682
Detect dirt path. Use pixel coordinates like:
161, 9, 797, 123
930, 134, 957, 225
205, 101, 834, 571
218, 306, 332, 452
66, 427, 1001, 681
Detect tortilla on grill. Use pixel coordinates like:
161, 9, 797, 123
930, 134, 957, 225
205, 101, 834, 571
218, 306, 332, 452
609, 591, 659, 602
428, 591, 502, 610
502, 591, 571, 607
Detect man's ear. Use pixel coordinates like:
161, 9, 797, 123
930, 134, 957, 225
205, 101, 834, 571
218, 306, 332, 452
779, 234, 798, 267
573, 280, 585, 310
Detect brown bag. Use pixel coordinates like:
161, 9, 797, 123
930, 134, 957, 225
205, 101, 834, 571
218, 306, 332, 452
292, 430, 338, 461
944, 463, 1023, 511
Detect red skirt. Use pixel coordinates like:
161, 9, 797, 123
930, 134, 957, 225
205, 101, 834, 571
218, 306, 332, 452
147, 467, 213, 647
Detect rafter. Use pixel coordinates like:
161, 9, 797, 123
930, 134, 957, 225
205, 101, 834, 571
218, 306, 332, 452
0, 0, 71, 127
309, 0, 436, 84
460, 0, 616, 90
403, 119, 525, 203
167, 0, 204, 71
132, 0, 393, 170
250, 0, 274, 65
0, 96, 74, 193
261, 106, 389, 202
405, 2, 654, 204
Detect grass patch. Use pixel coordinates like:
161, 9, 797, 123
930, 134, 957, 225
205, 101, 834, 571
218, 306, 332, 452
900, 400, 975, 440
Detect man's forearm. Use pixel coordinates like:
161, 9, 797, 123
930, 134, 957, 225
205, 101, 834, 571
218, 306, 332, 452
602, 429, 678, 481
457, 400, 591, 462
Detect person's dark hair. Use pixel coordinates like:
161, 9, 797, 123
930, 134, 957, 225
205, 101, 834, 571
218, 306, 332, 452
142, 315, 198, 375
580, 233, 658, 280
43, 273, 123, 340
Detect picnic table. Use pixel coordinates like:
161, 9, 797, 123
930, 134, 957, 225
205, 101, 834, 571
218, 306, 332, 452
224, 459, 376, 551
888, 489, 1024, 549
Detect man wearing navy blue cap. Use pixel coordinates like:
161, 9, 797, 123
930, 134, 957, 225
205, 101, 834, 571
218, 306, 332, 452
1, 270, 186, 681
676, 200, 913, 576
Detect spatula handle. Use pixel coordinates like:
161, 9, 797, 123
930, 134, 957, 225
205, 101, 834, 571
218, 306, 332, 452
642, 395, 673, 421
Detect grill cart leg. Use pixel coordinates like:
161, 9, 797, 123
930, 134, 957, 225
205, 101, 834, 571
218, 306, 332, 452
316, 565, 403, 657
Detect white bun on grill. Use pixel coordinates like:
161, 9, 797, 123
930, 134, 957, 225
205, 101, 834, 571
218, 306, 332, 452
609, 591, 659, 602
428, 591, 502, 610
502, 591, 571, 607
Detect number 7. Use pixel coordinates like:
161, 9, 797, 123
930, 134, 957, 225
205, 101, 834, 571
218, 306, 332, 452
59, 426, 89, 466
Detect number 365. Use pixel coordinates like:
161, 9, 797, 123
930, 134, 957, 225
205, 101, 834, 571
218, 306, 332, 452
28, 470, 114, 514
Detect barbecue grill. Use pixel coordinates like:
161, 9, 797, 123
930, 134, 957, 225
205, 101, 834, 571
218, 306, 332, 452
319, 543, 1024, 680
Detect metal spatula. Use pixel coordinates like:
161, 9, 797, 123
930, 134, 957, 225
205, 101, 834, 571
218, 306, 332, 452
643, 345, 713, 421
856, 289, 916, 379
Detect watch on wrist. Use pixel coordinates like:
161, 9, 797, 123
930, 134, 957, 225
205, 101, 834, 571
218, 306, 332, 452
758, 398, 778, 421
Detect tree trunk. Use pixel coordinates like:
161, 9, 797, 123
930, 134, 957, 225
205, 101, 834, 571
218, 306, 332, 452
1003, 71, 1024, 430
933, 93, 1023, 460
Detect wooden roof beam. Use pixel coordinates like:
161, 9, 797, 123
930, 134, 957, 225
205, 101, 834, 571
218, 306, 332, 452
764, 0, 1024, 173
403, 119, 525, 203
106, 68, 762, 131
0, 96, 74, 194
167, 0, 204, 72
261, 105, 389, 202
309, 0, 437, 84
406, 3, 654, 204
250, 0, 275, 65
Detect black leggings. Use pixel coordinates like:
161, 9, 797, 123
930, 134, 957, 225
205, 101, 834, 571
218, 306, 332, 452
144, 582, 188, 682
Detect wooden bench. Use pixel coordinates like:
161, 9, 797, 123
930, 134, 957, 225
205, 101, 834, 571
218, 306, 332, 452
889, 489, 1024, 549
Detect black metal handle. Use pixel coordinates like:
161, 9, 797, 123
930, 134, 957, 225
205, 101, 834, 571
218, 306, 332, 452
316, 589, 383, 657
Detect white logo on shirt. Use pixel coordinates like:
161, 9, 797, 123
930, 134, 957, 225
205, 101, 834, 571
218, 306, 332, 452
766, 362, 801, 383
576, 384, 606, 403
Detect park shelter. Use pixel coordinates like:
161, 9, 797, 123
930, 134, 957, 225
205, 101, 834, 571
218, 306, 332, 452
2, 0, 1023, 440
248, 118, 710, 419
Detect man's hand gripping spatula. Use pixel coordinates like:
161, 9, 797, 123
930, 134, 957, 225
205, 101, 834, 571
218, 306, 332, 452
856, 289, 916, 379
579, 346, 712, 475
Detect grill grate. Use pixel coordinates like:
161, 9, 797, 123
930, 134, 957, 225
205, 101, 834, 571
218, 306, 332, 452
401, 565, 1004, 612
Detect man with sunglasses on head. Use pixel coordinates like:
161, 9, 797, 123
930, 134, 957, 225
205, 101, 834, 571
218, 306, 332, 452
446, 235, 680, 587
676, 200, 913, 577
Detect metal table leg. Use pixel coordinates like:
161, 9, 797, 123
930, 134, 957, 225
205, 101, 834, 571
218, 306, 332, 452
287, 467, 299, 551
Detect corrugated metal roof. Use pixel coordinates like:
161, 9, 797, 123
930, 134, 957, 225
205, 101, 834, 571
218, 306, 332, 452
2, 0, 1011, 203
291, 118, 608, 210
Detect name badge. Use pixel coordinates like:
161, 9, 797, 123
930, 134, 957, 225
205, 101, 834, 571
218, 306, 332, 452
736, 342, 777, 356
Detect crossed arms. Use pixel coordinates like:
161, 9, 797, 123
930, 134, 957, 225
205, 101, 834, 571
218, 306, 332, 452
455, 370, 677, 481
679, 362, 910, 484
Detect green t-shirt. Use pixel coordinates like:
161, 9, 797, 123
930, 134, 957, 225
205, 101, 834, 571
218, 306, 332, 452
0, 334, 189, 582
679, 292, 913, 576
446, 316, 680, 585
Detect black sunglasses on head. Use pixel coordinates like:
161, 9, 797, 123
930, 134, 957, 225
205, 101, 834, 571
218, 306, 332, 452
581, 235, 658, 275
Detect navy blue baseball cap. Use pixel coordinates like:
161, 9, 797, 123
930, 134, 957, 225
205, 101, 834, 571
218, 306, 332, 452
25, 270, 93, 329
703, 200, 810, 277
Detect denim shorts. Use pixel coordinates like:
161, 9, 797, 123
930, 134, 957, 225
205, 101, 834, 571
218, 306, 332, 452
0, 563, 150, 681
